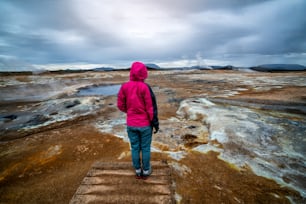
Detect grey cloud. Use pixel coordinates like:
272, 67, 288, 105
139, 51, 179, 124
0, 55, 37, 71
176, 0, 306, 57
0, 0, 126, 64
0, 0, 305, 69
151, 0, 271, 15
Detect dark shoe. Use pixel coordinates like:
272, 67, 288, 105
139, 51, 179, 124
142, 168, 152, 180
135, 169, 142, 179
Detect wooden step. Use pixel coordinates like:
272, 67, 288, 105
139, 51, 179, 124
70, 161, 174, 204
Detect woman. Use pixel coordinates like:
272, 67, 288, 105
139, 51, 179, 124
117, 61, 159, 179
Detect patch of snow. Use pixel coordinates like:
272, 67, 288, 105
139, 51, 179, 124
176, 97, 306, 197
193, 144, 222, 154
167, 151, 187, 161
169, 161, 191, 177
175, 193, 182, 203
210, 131, 228, 143
197, 98, 216, 106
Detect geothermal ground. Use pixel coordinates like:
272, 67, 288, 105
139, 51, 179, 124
0, 69, 305, 203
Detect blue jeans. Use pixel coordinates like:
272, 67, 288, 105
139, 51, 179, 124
127, 126, 152, 171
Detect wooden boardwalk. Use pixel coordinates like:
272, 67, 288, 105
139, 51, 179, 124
70, 161, 174, 204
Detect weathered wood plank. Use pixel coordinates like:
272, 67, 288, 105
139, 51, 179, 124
70, 194, 173, 204
70, 161, 174, 204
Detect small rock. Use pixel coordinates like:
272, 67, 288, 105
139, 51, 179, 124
26, 114, 50, 126
64, 100, 81, 109
2, 114, 18, 122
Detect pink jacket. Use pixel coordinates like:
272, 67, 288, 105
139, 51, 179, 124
117, 62, 158, 127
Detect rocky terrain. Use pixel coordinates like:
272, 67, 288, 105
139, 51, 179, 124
0, 69, 306, 203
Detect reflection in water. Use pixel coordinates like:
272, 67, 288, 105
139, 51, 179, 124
77, 84, 121, 96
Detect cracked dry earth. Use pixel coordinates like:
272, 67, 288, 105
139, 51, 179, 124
0, 70, 306, 203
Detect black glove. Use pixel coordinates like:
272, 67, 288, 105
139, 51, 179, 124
151, 118, 159, 134
153, 125, 159, 134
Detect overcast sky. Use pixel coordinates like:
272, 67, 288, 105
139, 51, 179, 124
0, 0, 306, 70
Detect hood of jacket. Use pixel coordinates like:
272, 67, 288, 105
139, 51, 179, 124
130, 61, 148, 82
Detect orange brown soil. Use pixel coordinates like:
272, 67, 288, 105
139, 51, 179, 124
0, 70, 305, 203
0, 122, 130, 203
174, 151, 301, 203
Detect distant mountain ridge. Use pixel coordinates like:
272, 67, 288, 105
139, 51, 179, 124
1, 63, 306, 73
93, 67, 115, 71
145, 63, 161, 70
251, 64, 306, 72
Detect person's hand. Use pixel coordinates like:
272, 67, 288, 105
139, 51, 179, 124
153, 125, 159, 134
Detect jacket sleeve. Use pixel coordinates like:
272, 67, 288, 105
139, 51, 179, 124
117, 85, 127, 113
145, 84, 159, 127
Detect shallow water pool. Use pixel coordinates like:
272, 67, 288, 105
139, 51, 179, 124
77, 84, 121, 96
